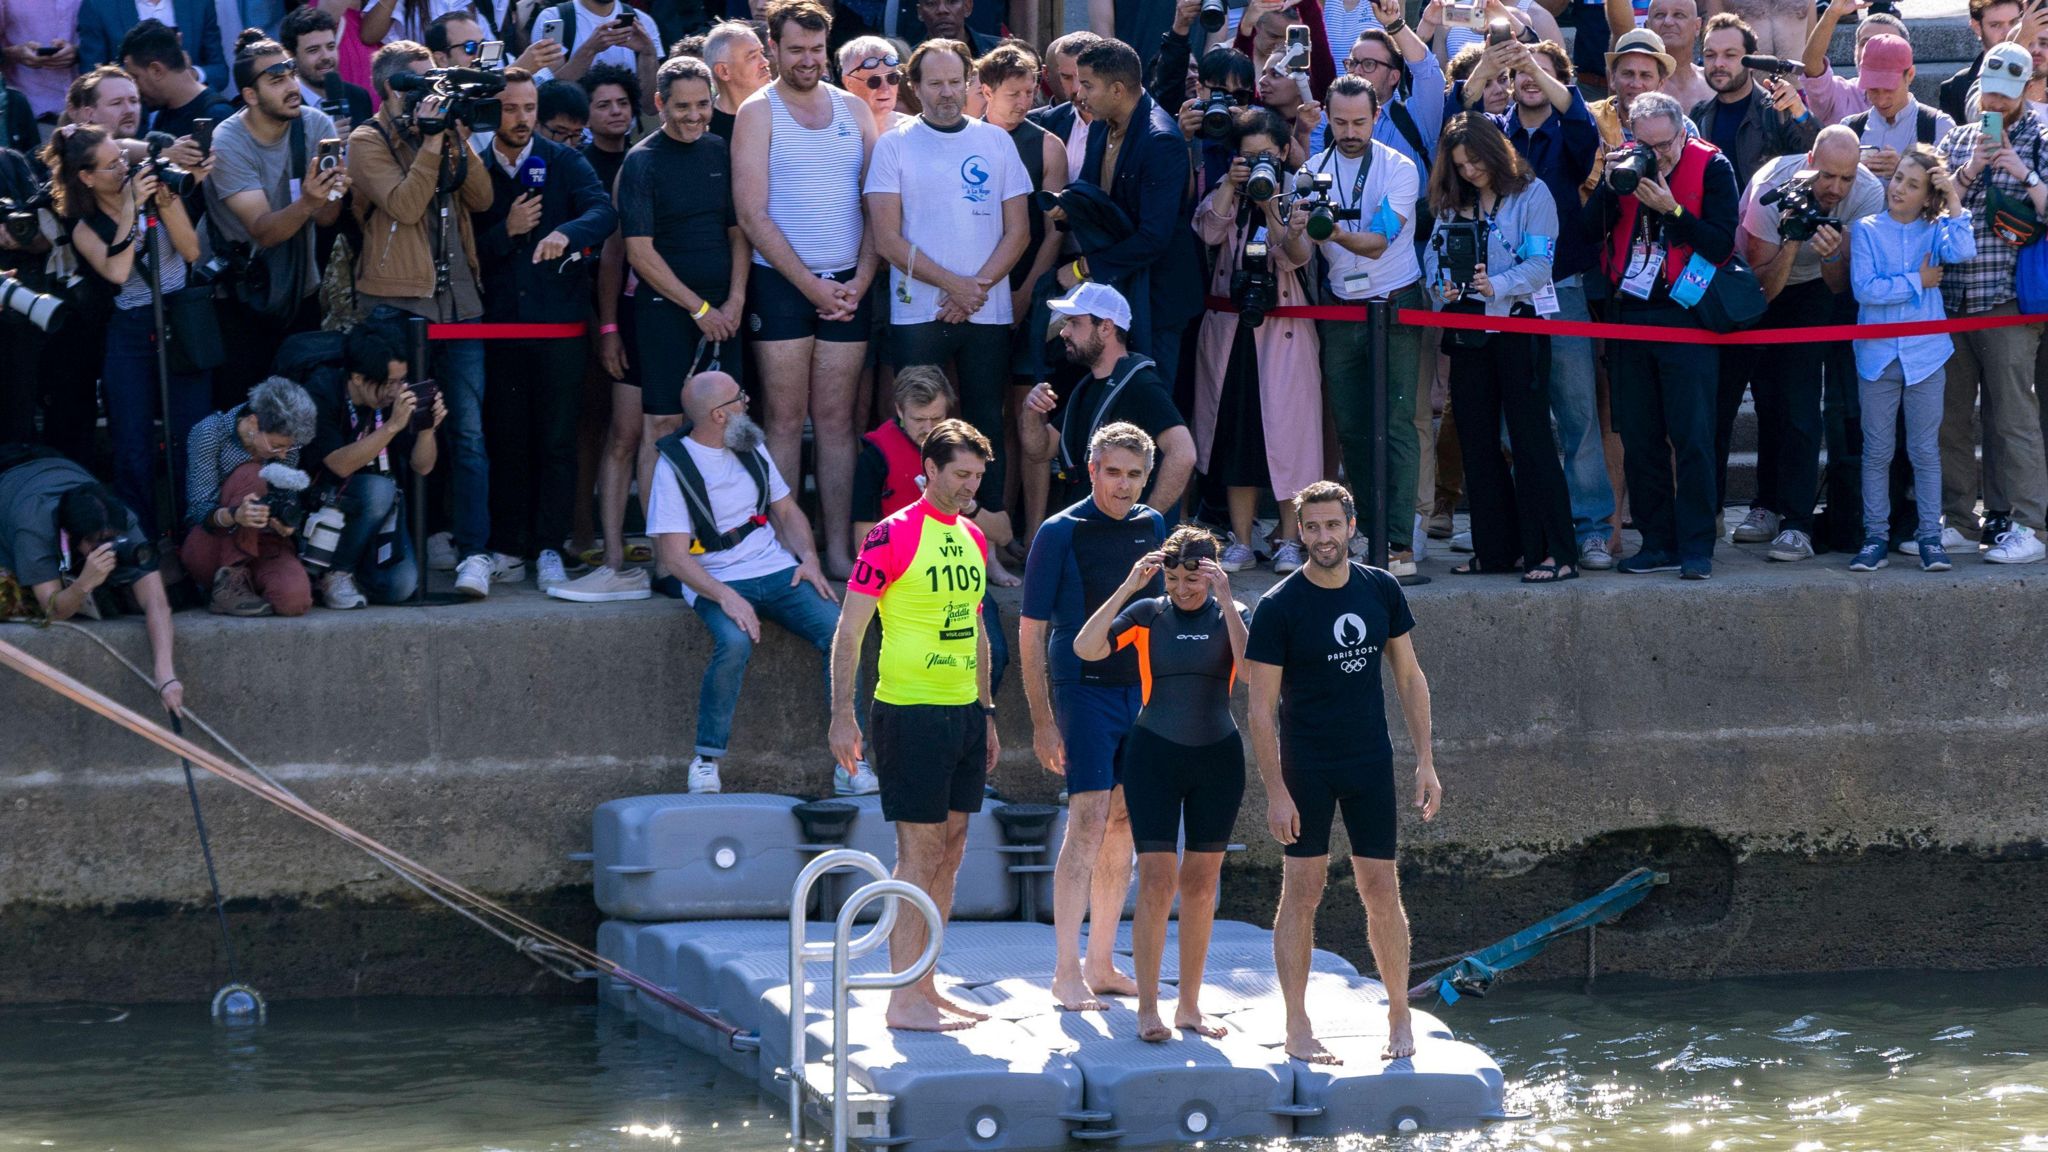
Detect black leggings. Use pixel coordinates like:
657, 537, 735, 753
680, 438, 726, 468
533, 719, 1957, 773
1123, 725, 1246, 854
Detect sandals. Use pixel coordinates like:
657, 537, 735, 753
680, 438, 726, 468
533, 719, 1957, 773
1521, 561, 1579, 584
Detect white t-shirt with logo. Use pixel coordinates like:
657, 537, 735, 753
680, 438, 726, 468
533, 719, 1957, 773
864, 115, 1033, 326
1310, 140, 1422, 299
645, 437, 797, 603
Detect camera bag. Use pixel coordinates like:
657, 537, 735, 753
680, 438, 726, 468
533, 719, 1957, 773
1685, 253, 1766, 333
206, 114, 309, 323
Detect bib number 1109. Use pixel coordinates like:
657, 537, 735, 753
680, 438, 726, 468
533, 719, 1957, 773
923, 563, 982, 593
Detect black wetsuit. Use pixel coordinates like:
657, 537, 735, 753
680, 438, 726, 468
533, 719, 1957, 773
1109, 594, 1248, 854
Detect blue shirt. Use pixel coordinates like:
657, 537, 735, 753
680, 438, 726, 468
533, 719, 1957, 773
1020, 497, 1165, 686
1848, 211, 1977, 385
1375, 52, 1448, 171
1500, 90, 1602, 280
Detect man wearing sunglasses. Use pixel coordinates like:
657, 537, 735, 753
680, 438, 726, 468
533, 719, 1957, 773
206, 35, 348, 401
427, 12, 490, 69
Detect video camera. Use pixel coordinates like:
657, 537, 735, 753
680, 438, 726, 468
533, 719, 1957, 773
388, 66, 507, 135
1434, 218, 1485, 295
1758, 172, 1841, 242
1608, 141, 1657, 194
140, 132, 199, 199
1232, 237, 1276, 328
1292, 170, 1361, 241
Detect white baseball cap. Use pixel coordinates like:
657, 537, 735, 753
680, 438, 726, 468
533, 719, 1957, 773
1047, 281, 1133, 330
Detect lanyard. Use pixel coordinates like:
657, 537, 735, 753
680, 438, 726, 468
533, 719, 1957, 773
1317, 149, 1373, 230
345, 400, 391, 475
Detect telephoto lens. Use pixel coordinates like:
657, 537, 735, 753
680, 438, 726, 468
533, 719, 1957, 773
1201, 0, 1227, 32
1245, 152, 1280, 201
1201, 90, 1235, 138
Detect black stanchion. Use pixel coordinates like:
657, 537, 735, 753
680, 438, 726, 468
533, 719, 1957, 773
141, 208, 183, 531
406, 316, 465, 606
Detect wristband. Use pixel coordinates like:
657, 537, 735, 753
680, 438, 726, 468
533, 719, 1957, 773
1070, 259, 1087, 282
1385, 18, 1407, 34
1794, 110, 1811, 124
691, 300, 711, 320
599, 322, 619, 334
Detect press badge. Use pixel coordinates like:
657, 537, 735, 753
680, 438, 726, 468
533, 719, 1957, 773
1668, 252, 1718, 309
1531, 283, 1560, 316
375, 504, 399, 565
1345, 270, 1373, 296
1619, 242, 1663, 300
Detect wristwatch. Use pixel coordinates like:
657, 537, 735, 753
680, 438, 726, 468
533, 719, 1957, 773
2028, 169, 2043, 189
980, 704, 998, 717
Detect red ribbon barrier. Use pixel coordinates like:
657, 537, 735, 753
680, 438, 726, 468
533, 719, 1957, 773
425, 322, 587, 340
1200, 295, 2048, 344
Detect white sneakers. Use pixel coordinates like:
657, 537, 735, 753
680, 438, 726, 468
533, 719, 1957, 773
1984, 523, 2046, 564
535, 549, 568, 594
454, 553, 494, 598
834, 760, 880, 796
1219, 541, 1256, 572
427, 531, 457, 572
1765, 528, 1814, 563
687, 756, 723, 794
1898, 527, 1971, 555
1731, 508, 1781, 543
319, 569, 366, 610
548, 564, 653, 602
1272, 540, 1306, 573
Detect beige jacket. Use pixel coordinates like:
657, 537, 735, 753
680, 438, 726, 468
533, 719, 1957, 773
346, 111, 495, 300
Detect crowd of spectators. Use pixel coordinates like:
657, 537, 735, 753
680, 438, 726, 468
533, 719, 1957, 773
4, 0, 2048, 735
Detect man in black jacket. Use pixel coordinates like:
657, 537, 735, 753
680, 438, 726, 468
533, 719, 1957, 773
1942, 0, 2023, 123
473, 68, 618, 594
1690, 12, 1816, 189
1059, 37, 1204, 394
282, 7, 375, 138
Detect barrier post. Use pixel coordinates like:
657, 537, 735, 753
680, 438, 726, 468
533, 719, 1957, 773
403, 317, 466, 607
1367, 298, 1390, 570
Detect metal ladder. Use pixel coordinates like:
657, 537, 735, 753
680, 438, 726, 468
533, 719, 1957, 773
784, 849, 943, 1152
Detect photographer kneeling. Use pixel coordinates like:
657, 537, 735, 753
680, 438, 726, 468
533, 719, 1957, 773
1424, 112, 1574, 583
179, 377, 319, 617
0, 448, 185, 714
292, 322, 446, 609
1724, 125, 1883, 562
1584, 91, 1741, 580
1191, 107, 1323, 574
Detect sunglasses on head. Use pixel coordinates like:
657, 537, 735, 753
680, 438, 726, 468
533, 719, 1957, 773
253, 58, 297, 79
1989, 57, 2027, 79
860, 70, 903, 90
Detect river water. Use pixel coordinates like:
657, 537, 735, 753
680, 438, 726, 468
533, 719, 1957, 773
3, 969, 2045, 1152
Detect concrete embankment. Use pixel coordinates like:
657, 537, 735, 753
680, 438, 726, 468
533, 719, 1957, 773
4, 549, 2046, 1004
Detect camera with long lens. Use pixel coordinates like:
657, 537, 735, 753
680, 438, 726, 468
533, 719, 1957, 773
1435, 219, 1485, 295
1200, 0, 1227, 32
141, 132, 198, 198
1607, 141, 1656, 194
1244, 151, 1282, 202
1200, 88, 1241, 139
0, 274, 67, 332
1292, 170, 1361, 241
1231, 238, 1277, 328
388, 66, 508, 135
1758, 173, 1841, 242
0, 186, 48, 246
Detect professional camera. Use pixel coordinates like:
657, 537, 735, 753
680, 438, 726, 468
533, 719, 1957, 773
0, 274, 67, 332
388, 66, 507, 135
1200, 0, 1227, 32
141, 132, 198, 198
0, 186, 47, 246
259, 463, 311, 534
1232, 238, 1277, 328
1244, 151, 1282, 202
1200, 88, 1241, 139
1435, 219, 1485, 295
1292, 170, 1360, 241
1758, 173, 1841, 242
1739, 53, 1805, 77
1608, 142, 1657, 195
108, 535, 157, 569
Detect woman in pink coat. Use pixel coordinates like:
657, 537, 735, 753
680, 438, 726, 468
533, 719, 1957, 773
1193, 107, 1324, 575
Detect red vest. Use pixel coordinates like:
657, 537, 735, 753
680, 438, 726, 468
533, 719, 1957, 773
863, 419, 923, 519
1604, 136, 1718, 289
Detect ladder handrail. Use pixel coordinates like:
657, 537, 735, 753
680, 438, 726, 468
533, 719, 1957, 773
788, 849, 898, 1135
832, 879, 943, 1152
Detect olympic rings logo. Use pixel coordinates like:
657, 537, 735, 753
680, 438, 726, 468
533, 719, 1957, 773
1340, 658, 1371, 673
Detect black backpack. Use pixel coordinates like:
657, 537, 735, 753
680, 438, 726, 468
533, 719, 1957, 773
1841, 105, 1940, 147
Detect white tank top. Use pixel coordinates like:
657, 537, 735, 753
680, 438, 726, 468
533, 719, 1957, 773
756, 85, 866, 274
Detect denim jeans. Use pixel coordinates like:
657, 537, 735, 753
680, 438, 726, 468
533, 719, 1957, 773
104, 306, 211, 538
690, 566, 842, 760
1860, 361, 1944, 542
430, 333, 489, 558
1548, 275, 1616, 546
329, 472, 420, 603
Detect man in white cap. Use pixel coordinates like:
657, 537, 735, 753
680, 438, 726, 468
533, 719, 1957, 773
1019, 282, 1196, 515
1934, 40, 2048, 564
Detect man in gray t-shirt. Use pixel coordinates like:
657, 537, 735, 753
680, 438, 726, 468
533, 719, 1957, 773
203, 38, 351, 397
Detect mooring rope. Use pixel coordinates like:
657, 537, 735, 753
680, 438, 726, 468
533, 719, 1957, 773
0, 627, 740, 1040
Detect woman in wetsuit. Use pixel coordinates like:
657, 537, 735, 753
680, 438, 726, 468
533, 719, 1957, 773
1072, 525, 1249, 1043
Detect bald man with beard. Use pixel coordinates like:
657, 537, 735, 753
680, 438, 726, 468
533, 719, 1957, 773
649, 370, 844, 796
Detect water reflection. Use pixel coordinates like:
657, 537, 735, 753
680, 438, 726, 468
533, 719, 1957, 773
1, 969, 2044, 1151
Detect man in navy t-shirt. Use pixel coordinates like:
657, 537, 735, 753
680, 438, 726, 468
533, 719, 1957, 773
1020, 421, 1165, 1011
1244, 480, 1441, 1064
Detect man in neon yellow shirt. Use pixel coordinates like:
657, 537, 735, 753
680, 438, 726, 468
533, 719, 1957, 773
829, 418, 1002, 1032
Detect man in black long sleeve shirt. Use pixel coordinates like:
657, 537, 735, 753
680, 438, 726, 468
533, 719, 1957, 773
1584, 91, 1739, 580
1059, 38, 1205, 393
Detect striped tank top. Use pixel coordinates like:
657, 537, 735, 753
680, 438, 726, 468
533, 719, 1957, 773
755, 85, 865, 275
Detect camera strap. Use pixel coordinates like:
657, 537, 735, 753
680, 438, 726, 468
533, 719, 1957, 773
344, 399, 392, 476
1056, 355, 1156, 475
1316, 146, 1374, 226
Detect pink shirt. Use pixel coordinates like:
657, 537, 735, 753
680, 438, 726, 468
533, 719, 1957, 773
0, 0, 84, 118
1801, 69, 1869, 128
